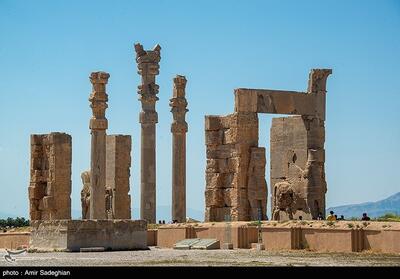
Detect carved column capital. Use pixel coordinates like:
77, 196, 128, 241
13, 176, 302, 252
89, 71, 109, 130
135, 43, 161, 125
170, 75, 188, 134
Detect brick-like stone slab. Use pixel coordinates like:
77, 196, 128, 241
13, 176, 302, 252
30, 220, 147, 252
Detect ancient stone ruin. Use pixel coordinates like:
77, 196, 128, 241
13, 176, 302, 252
135, 43, 161, 224
105, 135, 132, 219
170, 75, 188, 223
205, 113, 267, 221
26, 40, 335, 254
89, 71, 109, 220
80, 170, 90, 219
29, 132, 72, 220
205, 69, 331, 221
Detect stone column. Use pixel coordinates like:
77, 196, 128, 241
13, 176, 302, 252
170, 75, 188, 223
135, 43, 161, 224
89, 71, 109, 220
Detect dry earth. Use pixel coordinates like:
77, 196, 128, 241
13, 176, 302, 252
1, 247, 399, 266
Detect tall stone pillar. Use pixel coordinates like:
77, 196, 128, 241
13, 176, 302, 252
170, 75, 188, 223
134, 43, 161, 224
89, 71, 109, 220
29, 132, 72, 220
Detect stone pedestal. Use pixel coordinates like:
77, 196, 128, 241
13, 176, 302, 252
135, 43, 161, 224
30, 220, 148, 252
89, 71, 109, 220
170, 75, 188, 223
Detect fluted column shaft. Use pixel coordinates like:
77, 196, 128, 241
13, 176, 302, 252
135, 43, 161, 224
89, 71, 109, 220
170, 75, 188, 223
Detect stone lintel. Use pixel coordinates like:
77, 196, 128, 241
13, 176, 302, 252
234, 88, 325, 120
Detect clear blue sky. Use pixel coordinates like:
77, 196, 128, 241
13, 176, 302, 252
0, 0, 399, 219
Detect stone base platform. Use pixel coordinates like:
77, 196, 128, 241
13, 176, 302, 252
30, 219, 148, 252
156, 221, 400, 253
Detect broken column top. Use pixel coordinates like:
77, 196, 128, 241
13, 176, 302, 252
89, 71, 109, 131
134, 43, 161, 63
307, 69, 332, 94
90, 71, 110, 84
172, 75, 187, 98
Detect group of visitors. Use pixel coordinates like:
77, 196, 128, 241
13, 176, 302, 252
325, 211, 371, 221
325, 211, 345, 221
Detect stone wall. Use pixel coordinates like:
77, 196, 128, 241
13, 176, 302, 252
154, 221, 400, 253
0, 232, 30, 249
30, 220, 147, 251
204, 112, 267, 222
29, 133, 72, 220
270, 116, 326, 220
106, 135, 132, 219
147, 229, 158, 246
157, 226, 195, 248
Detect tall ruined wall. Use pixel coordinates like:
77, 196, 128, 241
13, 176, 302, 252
270, 115, 326, 220
106, 135, 132, 219
29, 132, 72, 220
204, 112, 267, 222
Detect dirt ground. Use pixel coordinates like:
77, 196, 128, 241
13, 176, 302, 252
1, 247, 399, 266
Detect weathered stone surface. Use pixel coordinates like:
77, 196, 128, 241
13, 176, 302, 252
173, 238, 201, 250
191, 239, 220, 250
204, 112, 266, 222
89, 71, 109, 220
204, 68, 331, 222
106, 135, 132, 219
30, 220, 147, 252
135, 43, 161, 224
247, 147, 268, 220
234, 69, 332, 121
271, 116, 327, 220
205, 130, 224, 145
170, 75, 188, 223
29, 132, 72, 221
80, 171, 90, 219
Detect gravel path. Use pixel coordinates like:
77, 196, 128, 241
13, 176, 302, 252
1, 248, 399, 266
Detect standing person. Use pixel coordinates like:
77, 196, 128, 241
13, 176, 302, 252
326, 211, 336, 221
361, 213, 371, 221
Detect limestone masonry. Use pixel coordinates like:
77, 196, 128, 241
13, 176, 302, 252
170, 75, 188, 223
135, 43, 161, 224
89, 71, 110, 220
106, 135, 132, 219
205, 69, 331, 221
29, 132, 72, 220
27, 43, 338, 254
205, 113, 267, 221
80, 170, 90, 219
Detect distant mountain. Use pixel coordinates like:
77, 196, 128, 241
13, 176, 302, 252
328, 192, 400, 218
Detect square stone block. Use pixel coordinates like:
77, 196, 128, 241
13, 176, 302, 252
30, 219, 148, 252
